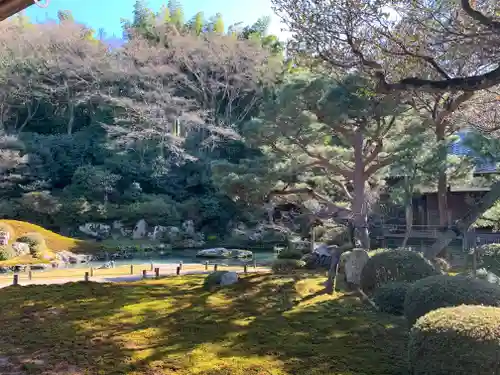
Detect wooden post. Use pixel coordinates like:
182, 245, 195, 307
176, 266, 181, 275
150, 262, 154, 271
84, 272, 89, 282
155, 267, 160, 279
142, 270, 147, 279
253, 259, 257, 270
214, 264, 218, 271
90, 267, 94, 277
130, 265, 134, 275
205, 261, 208, 270
244, 264, 248, 274
12, 274, 18, 286
28, 270, 32, 280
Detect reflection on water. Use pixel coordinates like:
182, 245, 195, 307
67, 249, 278, 269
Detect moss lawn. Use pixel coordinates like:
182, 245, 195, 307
0, 273, 408, 375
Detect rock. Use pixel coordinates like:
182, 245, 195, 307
220, 271, 239, 286
182, 220, 195, 236
196, 248, 252, 258
149, 225, 168, 240
228, 249, 253, 258
132, 219, 148, 240
313, 243, 330, 257
338, 251, 352, 273
196, 248, 231, 258
30, 264, 49, 270
11, 242, 30, 256
0, 231, 9, 245
344, 248, 369, 286
79, 223, 111, 238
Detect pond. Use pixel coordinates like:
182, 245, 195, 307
67, 249, 278, 269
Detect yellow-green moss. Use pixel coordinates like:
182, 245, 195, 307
0, 274, 407, 374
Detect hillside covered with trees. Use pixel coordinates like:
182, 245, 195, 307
0, 0, 499, 256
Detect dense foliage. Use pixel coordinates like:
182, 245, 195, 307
372, 281, 412, 316
408, 305, 500, 375
1, 0, 500, 252
360, 250, 439, 294
404, 275, 500, 326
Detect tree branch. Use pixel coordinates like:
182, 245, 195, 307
376, 65, 500, 93
460, 0, 500, 31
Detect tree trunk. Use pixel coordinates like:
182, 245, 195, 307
401, 202, 413, 248
352, 128, 370, 249
425, 180, 500, 259
325, 247, 341, 294
436, 122, 448, 227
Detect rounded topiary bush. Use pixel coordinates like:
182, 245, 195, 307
408, 305, 500, 375
277, 249, 303, 260
360, 250, 439, 294
271, 259, 306, 274
373, 281, 412, 315
404, 274, 500, 326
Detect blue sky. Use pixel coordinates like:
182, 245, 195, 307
23, 0, 289, 40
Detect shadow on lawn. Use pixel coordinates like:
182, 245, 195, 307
0, 274, 408, 375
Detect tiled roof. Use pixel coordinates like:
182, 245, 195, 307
451, 131, 498, 175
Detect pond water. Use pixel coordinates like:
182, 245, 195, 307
67, 249, 278, 269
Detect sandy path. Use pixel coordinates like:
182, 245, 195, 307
0, 265, 270, 288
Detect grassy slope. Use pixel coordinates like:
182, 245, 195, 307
0, 220, 100, 266
0, 273, 408, 375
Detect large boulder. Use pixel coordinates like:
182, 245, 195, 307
182, 220, 195, 236
11, 242, 30, 256
344, 248, 369, 286
79, 223, 111, 238
132, 219, 148, 239
196, 248, 252, 259
204, 271, 239, 289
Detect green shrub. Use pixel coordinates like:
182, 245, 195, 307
277, 249, 303, 260
0, 245, 16, 260
373, 281, 412, 315
408, 305, 500, 375
17, 233, 47, 258
271, 259, 306, 274
404, 274, 500, 326
17, 232, 46, 247
360, 250, 439, 294
476, 243, 500, 275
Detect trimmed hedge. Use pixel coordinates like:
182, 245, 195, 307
271, 259, 306, 274
404, 274, 500, 326
360, 250, 439, 294
408, 305, 500, 375
373, 281, 411, 315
